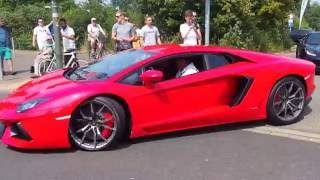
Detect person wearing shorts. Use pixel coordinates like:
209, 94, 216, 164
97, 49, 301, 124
0, 17, 13, 79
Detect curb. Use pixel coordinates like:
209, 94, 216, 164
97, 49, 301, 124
243, 126, 320, 144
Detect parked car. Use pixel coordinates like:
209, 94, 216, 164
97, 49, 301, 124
289, 29, 314, 44
0, 45, 316, 151
296, 32, 320, 71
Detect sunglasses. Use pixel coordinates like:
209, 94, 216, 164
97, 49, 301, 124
115, 16, 120, 18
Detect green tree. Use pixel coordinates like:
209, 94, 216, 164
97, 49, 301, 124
305, 4, 320, 30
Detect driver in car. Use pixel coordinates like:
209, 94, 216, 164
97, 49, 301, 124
175, 59, 199, 78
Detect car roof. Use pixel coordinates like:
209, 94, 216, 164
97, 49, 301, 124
308, 32, 320, 36
140, 44, 292, 64
142, 44, 239, 54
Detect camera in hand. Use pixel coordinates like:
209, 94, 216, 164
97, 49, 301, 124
192, 20, 200, 29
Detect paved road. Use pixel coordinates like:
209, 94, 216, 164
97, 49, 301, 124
1, 129, 320, 180
1, 50, 320, 180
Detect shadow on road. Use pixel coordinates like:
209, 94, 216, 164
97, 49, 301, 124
4, 120, 267, 154
119, 120, 267, 149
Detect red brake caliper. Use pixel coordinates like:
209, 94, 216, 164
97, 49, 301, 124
101, 112, 114, 138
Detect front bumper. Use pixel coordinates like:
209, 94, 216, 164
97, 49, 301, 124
0, 109, 71, 150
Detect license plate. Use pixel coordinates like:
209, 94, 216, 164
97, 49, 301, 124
0, 123, 4, 139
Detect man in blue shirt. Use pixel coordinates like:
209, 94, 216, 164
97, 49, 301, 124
0, 17, 13, 80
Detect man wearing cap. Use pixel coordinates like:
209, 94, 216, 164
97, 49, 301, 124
87, 18, 106, 56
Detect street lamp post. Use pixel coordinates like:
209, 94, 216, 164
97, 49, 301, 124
51, 0, 63, 69
205, 0, 210, 45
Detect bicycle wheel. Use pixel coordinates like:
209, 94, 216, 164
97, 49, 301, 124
38, 60, 50, 75
70, 61, 79, 68
47, 61, 57, 73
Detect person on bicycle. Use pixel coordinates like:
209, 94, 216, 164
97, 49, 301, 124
112, 11, 135, 52
87, 18, 106, 57
31, 36, 54, 78
59, 18, 76, 65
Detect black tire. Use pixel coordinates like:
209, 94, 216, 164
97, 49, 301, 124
69, 97, 127, 151
267, 77, 306, 125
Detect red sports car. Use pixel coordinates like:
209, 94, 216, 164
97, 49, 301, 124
0, 45, 316, 151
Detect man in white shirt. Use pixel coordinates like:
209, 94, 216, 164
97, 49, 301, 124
140, 16, 161, 47
32, 18, 52, 51
175, 59, 199, 78
59, 18, 76, 66
87, 17, 106, 53
59, 18, 76, 52
180, 10, 202, 46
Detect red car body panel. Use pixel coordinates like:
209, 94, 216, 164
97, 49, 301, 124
0, 45, 316, 149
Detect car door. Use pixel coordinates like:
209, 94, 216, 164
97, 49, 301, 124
119, 53, 247, 135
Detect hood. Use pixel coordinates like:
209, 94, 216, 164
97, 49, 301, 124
1, 70, 79, 106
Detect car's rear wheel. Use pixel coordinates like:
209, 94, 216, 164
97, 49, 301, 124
267, 77, 306, 125
69, 97, 126, 151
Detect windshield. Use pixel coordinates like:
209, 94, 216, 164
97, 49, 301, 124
67, 49, 155, 80
306, 33, 320, 45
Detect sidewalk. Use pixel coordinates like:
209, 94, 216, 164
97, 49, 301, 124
0, 50, 34, 90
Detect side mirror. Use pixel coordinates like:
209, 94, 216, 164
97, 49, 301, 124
140, 69, 163, 87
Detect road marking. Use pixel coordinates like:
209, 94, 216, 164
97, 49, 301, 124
243, 126, 320, 144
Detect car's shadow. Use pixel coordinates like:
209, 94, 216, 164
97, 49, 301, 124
5, 104, 313, 154
5, 120, 267, 154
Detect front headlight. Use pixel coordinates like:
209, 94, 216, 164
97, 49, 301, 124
306, 50, 316, 56
17, 98, 47, 113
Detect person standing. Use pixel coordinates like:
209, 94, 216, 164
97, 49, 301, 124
112, 11, 135, 52
288, 14, 294, 32
180, 10, 202, 46
0, 17, 14, 79
32, 18, 52, 51
59, 18, 76, 52
140, 16, 161, 47
59, 18, 76, 65
192, 11, 202, 45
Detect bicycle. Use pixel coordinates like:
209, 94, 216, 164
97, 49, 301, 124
89, 34, 106, 62
38, 51, 88, 76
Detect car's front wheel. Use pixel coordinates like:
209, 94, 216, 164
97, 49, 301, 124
267, 77, 306, 125
69, 97, 126, 151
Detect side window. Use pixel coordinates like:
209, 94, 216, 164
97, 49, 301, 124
145, 54, 205, 81
119, 69, 143, 85
206, 54, 230, 70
